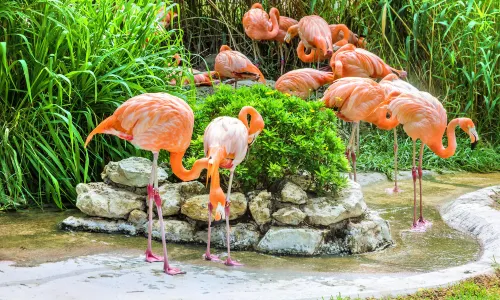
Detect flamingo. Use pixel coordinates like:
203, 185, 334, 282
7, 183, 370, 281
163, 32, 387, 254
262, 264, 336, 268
202, 106, 265, 266
84, 93, 209, 275
156, 7, 178, 29
322, 77, 388, 181
330, 44, 406, 79
275, 68, 335, 99
371, 74, 420, 193
284, 15, 333, 68
214, 45, 266, 88
387, 92, 478, 230
242, 3, 280, 65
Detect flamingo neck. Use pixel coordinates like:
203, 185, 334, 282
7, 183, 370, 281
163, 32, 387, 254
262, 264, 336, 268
268, 8, 280, 37
364, 105, 399, 130
297, 42, 316, 62
170, 152, 209, 181
427, 118, 460, 158
238, 106, 263, 136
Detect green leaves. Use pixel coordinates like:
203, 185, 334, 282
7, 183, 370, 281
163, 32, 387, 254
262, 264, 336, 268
185, 84, 348, 194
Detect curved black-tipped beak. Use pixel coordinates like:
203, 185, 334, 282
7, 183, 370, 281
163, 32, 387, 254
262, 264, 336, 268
211, 219, 224, 226
471, 140, 478, 150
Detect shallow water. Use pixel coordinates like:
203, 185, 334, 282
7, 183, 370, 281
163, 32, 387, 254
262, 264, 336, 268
1, 172, 499, 274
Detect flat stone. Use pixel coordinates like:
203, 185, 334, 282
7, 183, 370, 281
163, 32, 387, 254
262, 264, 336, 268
156, 183, 182, 216
304, 180, 366, 226
272, 207, 306, 226
249, 191, 272, 226
127, 210, 147, 225
181, 193, 247, 221
178, 181, 207, 198
60, 216, 138, 235
76, 182, 145, 219
280, 182, 307, 204
194, 223, 260, 250
256, 227, 326, 255
148, 220, 195, 243
101, 157, 167, 187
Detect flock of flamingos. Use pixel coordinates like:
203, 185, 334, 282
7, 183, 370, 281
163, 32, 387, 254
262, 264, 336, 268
84, 3, 479, 275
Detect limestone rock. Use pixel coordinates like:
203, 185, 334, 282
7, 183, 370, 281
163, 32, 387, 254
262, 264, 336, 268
128, 209, 147, 225
60, 216, 138, 235
304, 180, 366, 226
194, 223, 260, 250
286, 171, 315, 191
101, 157, 167, 187
280, 182, 308, 204
156, 183, 183, 216
76, 182, 145, 219
249, 191, 272, 225
181, 193, 247, 221
178, 181, 207, 198
256, 227, 326, 255
148, 219, 195, 243
345, 212, 393, 254
272, 207, 306, 226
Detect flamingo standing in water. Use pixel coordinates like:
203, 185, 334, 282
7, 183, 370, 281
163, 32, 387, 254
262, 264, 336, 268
275, 68, 335, 99
330, 44, 406, 79
242, 3, 280, 65
322, 77, 388, 181
214, 45, 266, 88
203, 106, 265, 266
284, 15, 333, 68
85, 93, 209, 275
387, 92, 478, 230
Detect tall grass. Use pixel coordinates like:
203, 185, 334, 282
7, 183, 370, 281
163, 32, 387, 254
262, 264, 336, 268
0, 0, 188, 209
178, 0, 499, 141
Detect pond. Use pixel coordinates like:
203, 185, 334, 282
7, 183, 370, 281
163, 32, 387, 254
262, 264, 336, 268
1, 172, 499, 274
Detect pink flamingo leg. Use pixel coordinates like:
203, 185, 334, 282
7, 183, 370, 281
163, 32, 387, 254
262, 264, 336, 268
411, 141, 418, 230
203, 202, 221, 262
417, 143, 432, 229
386, 129, 403, 194
152, 152, 184, 275
145, 152, 163, 263
224, 170, 243, 266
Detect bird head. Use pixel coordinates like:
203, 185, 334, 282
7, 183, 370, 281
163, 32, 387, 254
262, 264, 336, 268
210, 186, 226, 222
458, 118, 479, 149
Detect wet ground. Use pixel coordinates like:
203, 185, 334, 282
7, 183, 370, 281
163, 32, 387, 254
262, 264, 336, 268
1, 172, 499, 274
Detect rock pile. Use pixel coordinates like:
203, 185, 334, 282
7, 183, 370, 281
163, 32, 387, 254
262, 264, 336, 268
62, 157, 393, 256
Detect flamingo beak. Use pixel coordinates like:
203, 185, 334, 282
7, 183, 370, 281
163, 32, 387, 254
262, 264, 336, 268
469, 127, 479, 150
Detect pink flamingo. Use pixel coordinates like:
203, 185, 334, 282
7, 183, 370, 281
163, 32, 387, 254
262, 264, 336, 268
85, 93, 208, 275
388, 92, 478, 230
203, 106, 264, 266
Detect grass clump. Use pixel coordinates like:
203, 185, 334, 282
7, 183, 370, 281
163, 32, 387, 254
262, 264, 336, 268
0, 0, 188, 209
179, 84, 348, 194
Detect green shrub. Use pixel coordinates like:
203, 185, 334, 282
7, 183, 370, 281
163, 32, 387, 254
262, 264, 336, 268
0, 0, 189, 209
179, 84, 349, 194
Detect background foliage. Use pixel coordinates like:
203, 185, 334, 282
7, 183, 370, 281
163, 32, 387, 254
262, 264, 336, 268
0, 0, 187, 209
178, 0, 499, 141
178, 84, 348, 193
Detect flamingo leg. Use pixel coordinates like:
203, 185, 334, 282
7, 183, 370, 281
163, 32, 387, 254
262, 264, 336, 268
152, 152, 185, 275
203, 202, 221, 262
252, 40, 259, 67
411, 140, 417, 229
417, 143, 431, 229
387, 129, 402, 194
224, 169, 243, 266
350, 122, 358, 182
279, 42, 285, 75
346, 122, 357, 181
145, 152, 163, 263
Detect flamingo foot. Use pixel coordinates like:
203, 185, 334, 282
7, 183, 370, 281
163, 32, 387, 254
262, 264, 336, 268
385, 187, 403, 195
224, 258, 243, 267
203, 252, 222, 262
145, 249, 164, 262
164, 266, 185, 275
410, 219, 432, 232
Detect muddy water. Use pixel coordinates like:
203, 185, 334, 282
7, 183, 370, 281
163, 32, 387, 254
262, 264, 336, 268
1, 173, 499, 274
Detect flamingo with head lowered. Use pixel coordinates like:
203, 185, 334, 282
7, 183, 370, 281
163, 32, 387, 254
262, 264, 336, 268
388, 92, 478, 231
202, 106, 264, 266
84, 93, 209, 275
214, 45, 266, 88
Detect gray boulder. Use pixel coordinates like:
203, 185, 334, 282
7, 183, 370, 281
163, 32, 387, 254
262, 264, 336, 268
128, 209, 148, 225
76, 182, 145, 219
194, 223, 260, 250
181, 193, 247, 221
249, 191, 272, 226
280, 182, 308, 204
101, 157, 167, 187
272, 207, 306, 226
148, 219, 196, 243
345, 212, 393, 254
256, 227, 327, 255
304, 180, 366, 226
